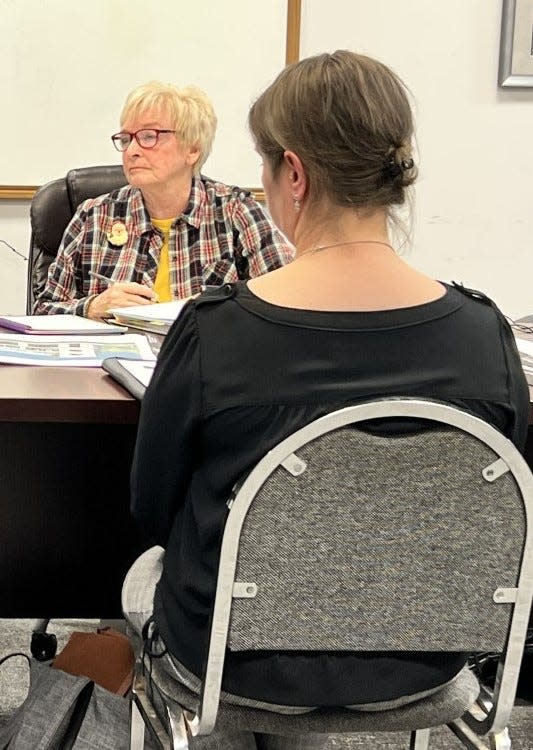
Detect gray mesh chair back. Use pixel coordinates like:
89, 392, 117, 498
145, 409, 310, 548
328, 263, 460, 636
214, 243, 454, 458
131, 398, 533, 750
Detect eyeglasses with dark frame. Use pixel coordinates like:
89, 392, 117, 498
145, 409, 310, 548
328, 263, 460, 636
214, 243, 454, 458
111, 129, 176, 152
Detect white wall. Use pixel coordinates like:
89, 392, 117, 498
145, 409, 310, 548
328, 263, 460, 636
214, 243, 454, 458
0, 0, 286, 185
0, 0, 286, 314
301, 0, 533, 319
2, 0, 533, 318
0, 203, 31, 314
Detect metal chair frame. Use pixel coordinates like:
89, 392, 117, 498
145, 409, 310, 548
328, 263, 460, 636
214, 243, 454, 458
130, 398, 533, 750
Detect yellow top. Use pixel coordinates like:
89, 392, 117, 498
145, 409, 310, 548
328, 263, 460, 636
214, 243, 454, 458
152, 218, 173, 303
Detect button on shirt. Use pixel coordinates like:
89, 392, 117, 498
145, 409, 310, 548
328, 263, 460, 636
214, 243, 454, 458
34, 175, 294, 316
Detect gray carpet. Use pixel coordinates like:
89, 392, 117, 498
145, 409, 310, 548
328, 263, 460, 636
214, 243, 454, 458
1, 619, 532, 749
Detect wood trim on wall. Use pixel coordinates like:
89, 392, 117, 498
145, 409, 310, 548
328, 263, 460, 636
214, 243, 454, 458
0, 186, 40, 200
0, 183, 264, 203
286, 0, 301, 65
0, 1, 301, 202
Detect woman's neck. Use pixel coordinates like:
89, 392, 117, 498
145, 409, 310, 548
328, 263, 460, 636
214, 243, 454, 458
293, 207, 390, 258
247, 204, 445, 311
141, 177, 193, 220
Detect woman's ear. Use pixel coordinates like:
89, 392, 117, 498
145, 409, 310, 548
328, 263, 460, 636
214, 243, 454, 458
283, 150, 307, 201
187, 145, 201, 167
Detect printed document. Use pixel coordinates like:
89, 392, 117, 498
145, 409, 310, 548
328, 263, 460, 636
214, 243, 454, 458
0, 334, 155, 367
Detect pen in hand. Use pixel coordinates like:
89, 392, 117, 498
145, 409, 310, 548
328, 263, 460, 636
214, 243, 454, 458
89, 271, 114, 286
88, 270, 159, 301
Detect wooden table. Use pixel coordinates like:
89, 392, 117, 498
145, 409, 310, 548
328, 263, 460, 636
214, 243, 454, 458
2, 357, 532, 618
0, 365, 147, 617
0, 365, 140, 423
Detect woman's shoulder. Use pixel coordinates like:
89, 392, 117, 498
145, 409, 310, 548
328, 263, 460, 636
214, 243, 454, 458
188, 283, 249, 332
197, 176, 266, 218
448, 282, 510, 330
194, 283, 237, 306
68, 186, 151, 236
75, 184, 138, 215
166, 284, 240, 335
449, 281, 496, 307
198, 174, 250, 200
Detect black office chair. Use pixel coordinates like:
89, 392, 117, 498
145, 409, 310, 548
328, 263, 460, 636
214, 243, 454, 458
27, 165, 127, 313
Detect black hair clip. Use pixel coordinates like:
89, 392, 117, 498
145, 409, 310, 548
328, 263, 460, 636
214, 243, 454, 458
383, 156, 414, 181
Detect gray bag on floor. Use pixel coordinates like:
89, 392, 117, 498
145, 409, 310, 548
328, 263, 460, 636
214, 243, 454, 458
0, 658, 133, 750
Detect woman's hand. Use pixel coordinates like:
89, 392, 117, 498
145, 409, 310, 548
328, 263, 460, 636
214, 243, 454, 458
87, 282, 158, 320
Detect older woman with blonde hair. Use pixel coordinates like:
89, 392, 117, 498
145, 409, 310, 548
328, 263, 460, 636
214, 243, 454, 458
123, 51, 528, 748
35, 81, 292, 319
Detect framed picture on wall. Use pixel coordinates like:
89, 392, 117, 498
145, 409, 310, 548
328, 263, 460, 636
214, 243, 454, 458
499, 0, 533, 87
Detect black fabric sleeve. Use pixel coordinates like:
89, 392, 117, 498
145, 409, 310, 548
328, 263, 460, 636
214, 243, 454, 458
450, 282, 529, 450
130, 305, 201, 547
497, 311, 530, 451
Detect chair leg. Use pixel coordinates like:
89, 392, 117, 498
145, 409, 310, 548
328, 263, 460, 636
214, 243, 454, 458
489, 728, 511, 750
131, 672, 173, 750
448, 717, 508, 750
30, 619, 57, 661
130, 698, 146, 750
165, 706, 190, 750
410, 728, 431, 749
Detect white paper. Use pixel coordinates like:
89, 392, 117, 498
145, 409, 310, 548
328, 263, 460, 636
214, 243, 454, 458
514, 335, 533, 358
0, 314, 127, 335
109, 300, 188, 324
109, 300, 186, 323
0, 334, 156, 367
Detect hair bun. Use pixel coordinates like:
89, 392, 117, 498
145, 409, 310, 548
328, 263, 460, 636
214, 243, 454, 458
383, 155, 414, 181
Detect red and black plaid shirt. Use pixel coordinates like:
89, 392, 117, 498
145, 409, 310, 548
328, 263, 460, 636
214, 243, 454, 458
34, 176, 293, 316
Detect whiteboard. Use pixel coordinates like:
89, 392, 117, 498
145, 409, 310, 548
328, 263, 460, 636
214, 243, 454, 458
0, 0, 286, 187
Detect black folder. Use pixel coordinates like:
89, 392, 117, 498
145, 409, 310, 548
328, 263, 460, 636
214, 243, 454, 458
102, 357, 156, 400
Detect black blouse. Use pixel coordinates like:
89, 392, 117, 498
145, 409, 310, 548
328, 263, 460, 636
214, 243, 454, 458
131, 281, 528, 707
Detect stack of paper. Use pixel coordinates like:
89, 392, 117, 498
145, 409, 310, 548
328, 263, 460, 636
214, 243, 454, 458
108, 300, 189, 334
0, 314, 127, 335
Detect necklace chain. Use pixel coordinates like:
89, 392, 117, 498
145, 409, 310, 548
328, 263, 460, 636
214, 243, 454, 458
297, 239, 394, 259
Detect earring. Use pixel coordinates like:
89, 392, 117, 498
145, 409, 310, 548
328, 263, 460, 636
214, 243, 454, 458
293, 196, 301, 213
